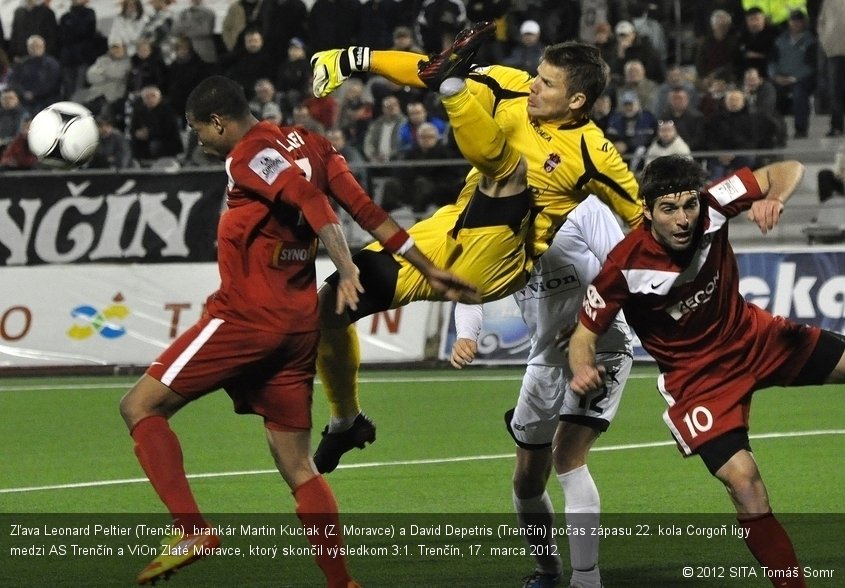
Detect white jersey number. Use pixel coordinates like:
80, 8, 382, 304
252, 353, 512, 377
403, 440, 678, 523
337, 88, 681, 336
682, 406, 714, 439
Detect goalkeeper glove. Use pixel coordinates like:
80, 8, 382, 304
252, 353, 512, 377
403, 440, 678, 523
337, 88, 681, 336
310, 47, 372, 98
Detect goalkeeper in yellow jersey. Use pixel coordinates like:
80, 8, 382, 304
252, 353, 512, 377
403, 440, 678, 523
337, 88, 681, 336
310, 23, 643, 474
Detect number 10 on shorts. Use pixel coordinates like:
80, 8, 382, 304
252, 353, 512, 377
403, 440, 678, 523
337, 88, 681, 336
682, 406, 714, 439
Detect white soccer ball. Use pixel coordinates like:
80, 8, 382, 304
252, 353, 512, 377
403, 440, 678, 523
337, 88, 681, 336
27, 101, 99, 169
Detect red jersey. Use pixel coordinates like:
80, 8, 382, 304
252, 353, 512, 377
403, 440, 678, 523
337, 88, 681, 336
206, 122, 348, 333
580, 168, 817, 396
285, 124, 389, 232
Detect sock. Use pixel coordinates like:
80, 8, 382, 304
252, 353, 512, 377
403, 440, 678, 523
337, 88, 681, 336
328, 415, 357, 434
317, 325, 361, 420
740, 513, 806, 588
440, 85, 520, 181
294, 475, 352, 588
130, 415, 207, 533
513, 491, 562, 575
439, 77, 465, 97
370, 50, 429, 87
559, 465, 600, 573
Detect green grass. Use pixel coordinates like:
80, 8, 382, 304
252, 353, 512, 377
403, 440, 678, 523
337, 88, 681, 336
1, 367, 844, 587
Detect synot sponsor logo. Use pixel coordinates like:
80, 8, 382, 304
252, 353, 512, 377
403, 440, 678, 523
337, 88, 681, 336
270, 240, 318, 266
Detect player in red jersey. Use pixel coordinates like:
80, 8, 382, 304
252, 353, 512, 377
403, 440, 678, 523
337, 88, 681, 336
118, 75, 475, 587
266, 121, 481, 305
569, 155, 845, 588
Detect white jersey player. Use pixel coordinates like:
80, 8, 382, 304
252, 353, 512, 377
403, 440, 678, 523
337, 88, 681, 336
451, 195, 633, 588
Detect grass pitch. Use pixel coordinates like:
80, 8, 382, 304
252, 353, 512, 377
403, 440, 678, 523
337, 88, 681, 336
1, 367, 843, 586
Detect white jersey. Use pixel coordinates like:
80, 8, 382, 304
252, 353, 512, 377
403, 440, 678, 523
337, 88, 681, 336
454, 196, 635, 440
516, 195, 632, 366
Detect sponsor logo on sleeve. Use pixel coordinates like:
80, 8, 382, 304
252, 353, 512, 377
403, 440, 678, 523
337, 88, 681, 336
709, 175, 747, 206
582, 284, 606, 321
248, 148, 290, 185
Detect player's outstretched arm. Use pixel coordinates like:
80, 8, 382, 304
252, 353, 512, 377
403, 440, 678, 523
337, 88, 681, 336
277, 173, 364, 313
317, 222, 364, 314
568, 323, 606, 396
322, 145, 478, 302
406, 253, 482, 304
311, 48, 426, 97
747, 160, 805, 234
369, 218, 481, 304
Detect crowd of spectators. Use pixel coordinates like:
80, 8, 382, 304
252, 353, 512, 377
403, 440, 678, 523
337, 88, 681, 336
0, 0, 843, 200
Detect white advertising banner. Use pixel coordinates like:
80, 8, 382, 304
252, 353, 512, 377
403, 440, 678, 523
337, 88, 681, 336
0, 261, 434, 368
438, 246, 845, 364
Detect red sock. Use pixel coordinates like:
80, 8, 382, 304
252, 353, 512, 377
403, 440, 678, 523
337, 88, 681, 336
740, 513, 806, 588
294, 475, 352, 588
131, 415, 207, 533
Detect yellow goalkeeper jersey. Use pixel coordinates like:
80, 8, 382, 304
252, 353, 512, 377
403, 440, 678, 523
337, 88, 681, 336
457, 64, 642, 263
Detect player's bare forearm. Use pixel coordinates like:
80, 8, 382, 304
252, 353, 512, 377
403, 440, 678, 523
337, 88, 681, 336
753, 160, 804, 205
748, 160, 804, 234
317, 222, 364, 314
568, 323, 605, 395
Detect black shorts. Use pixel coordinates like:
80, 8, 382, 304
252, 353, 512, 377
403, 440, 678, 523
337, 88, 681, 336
324, 249, 400, 322
698, 428, 752, 475
790, 329, 845, 385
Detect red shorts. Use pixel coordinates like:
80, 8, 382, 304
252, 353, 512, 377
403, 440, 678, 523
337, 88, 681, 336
658, 308, 821, 455
146, 314, 318, 430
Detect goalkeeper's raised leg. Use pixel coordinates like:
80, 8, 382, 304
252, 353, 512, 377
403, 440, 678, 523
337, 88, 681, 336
311, 22, 532, 475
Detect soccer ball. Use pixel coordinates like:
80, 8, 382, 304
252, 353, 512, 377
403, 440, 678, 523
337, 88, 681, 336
27, 101, 99, 169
